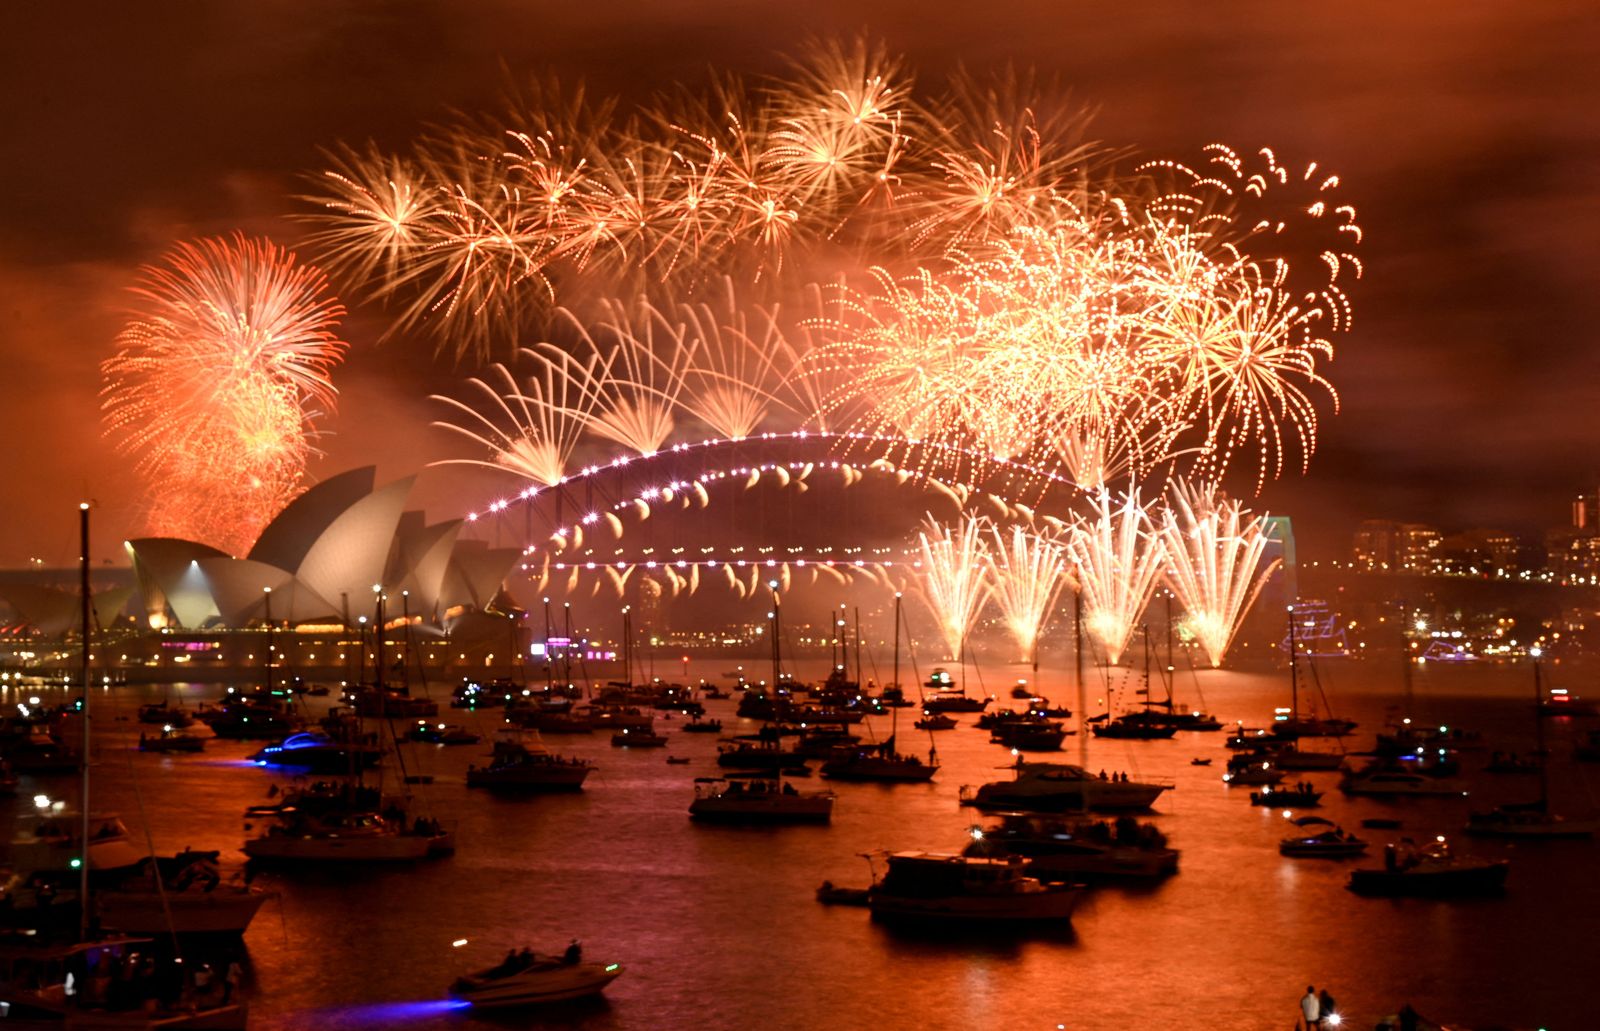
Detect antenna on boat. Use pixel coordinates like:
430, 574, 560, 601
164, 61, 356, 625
1286, 604, 1299, 720
1074, 577, 1087, 770
78, 501, 92, 941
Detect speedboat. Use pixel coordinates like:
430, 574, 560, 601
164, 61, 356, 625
1279, 816, 1367, 858
964, 815, 1179, 881
1348, 837, 1508, 897
867, 851, 1080, 924
450, 951, 623, 1008
961, 761, 1170, 813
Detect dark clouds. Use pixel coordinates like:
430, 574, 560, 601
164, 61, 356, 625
2, 0, 1597, 564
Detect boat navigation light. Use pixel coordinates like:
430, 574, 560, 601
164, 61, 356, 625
970, 827, 984, 840
606, 964, 621, 972
1435, 835, 1446, 843
451, 938, 468, 948
1326, 1014, 1342, 1027
33, 794, 50, 810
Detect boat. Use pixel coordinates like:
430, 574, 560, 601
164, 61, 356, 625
665, 756, 691, 765
12, 811, 147, 874
1189, 757, 1212, 766
716, 736, 808, 770
0, 937, 248, 1028
1482, 752, 1540, 775
820, 738, 938, 782
1347, 837, 1509, 897
991, 719, 1069, 751
1269, 745, 1347, 772
1361, 817, 1404, 830
961, 761, 1171, 813
405, 721, 482, 745
1090, 716, 1176, 740
450, 947, 622, 1009
866, 851, 1081, 924
137, 726, 205, 754
95, 852, 273, 936
681, 718, 723, 734
688, 775, 834, 823
1250, 782, 1322, 806
1278, 816, 1368, 858
466, 732, 593, 791
1464, 651, 1600, 838
194, 690, 300, 740
1270, 606, 1358, 739
243, 801, 453, 863
1222, 755, 1285, 787
248, 731, 382, 773
1339, 761, 1467, 797
964, 814, 1179, 881
346, 684, 438, 719
611, 727, 668, 748
914, 712, 957, 731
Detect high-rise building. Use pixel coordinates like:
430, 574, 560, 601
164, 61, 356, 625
1351, 520, 1441, 575
1573, 491, 1600, 530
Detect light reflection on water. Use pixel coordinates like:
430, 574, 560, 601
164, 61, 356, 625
2, 660, 1591, 1029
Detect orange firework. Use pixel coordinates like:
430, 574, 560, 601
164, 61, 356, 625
102, 235, 347, 555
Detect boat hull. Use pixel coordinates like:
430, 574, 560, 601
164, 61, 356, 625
1348, 862, 1508, 897
869, 886, 1080, 924
688, 798, 833, 822
243, 832, 450, 863
452, 964, 622, 1008
95, 890, 271, 936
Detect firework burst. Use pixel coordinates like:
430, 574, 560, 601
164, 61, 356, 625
915, 513, 994, 662
1158, 479, 1281, 668
102, 234, 346, 554
986, 524, 1075, 666
1064, 485, 1166, 665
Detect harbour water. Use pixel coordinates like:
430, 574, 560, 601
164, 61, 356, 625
4, 657, 1590, 1030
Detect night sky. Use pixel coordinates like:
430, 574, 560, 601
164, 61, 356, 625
3, 1, 1597, 566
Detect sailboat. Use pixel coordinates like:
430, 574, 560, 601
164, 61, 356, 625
690, 582, 833, 822
0, 504, 248, 1027
1092, 629, 1177, 740
1272, 606, 1357, 739
820, 593, 940, 783
1464, 649, 1599, 839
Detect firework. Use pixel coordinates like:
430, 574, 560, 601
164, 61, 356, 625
431, 347, 598, 486
1158, 479, 1281, 668
102, 234, 346, 555
1064, 486, 1166, 665
986, 524, 1075, 667
915, 514, 993, 662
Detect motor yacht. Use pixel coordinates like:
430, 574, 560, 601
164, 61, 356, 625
991, 719, 1069, 751
1339, 761, 1467, 797
248, 731, 382, 773
1464, 801, 1598, 839
866, 852, 1081, 924
964, 815, 1178, 881
1221, 756, 1285, 787
961, 761, 1170, 813
1250, 783, 1322, 807
137, 726, 205, 754
611, 727, 668, 748
688, 776, 833, 823
95, 851, 272, 936
0, 937, 247, 1028
914, 712, 958, 731
466, 733, 592, 791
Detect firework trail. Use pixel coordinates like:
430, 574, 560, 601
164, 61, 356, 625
102, 234, 346, 554
1064, 485, 1166, 665
1158, 479, 1281, 668
430, 346, 598, 486
915, 513, 993, 662
987, 524, 1075, 667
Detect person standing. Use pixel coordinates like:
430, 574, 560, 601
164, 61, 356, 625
1318, 987, 1337, 1024
1300, 985, 1321, 1029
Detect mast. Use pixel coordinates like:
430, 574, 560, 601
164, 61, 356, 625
262, 587, 274, 695
1164, 592, 1176, 709
853, 606, 863, 690
543, 597, 554, 694
563, 603, 574, 691
1074, 582, 1087, 769
1141, 625, 1153, 712
78, 501, 92, 941
1533, 649, 1549, 810
770, 584, 782, 694
373, 585, 385, 692
1286, 605, 1299, 718
892, 592, 901, 698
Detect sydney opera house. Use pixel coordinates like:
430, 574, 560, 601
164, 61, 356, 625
0, 468, 530, 681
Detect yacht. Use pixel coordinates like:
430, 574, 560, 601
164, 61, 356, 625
1250, 783, 1322, 807
406, 721, 483, 745
1339, 762, 1467, 797
138, 725, 206, 754
921, 691, 991, 714
1348, 838, 1509, 897
867, 852, 1081, 924
95, 851, 273, 936
964, 815, 1178, 881
0, 938, 247, 1028
466, 732, 592, 791
820, 739, 938, 783
914, 712, 958, 731
961, 761, 1170, 813
137, 702, 193, 728
1221, 756, 1285, 787
450, 950, 623, 1008
681, 717, 723, 734
991, 719, 1069, 752
243, 782, 454, 862
1090, 717, 1176, 740
688, 776, 833, 823
248, 731, 382, 773
611, 726, 668, 748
